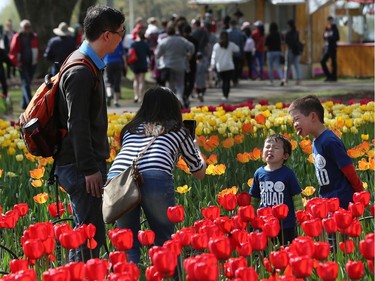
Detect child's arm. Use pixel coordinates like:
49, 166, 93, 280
341, 163, 363, 192
292, 194, 304, 211
250, 196, 260, 210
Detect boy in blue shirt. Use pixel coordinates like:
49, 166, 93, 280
288, 95, 363, 209
250, 134, 303, 245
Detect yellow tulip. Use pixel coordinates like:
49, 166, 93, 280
302, 186, 316, 196
31, 179, 44, 188
15, 154, 24, 162
176, 185, 191, 194
33, 192, 49, 204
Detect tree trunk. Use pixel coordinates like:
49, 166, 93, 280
13, 0, 97, 77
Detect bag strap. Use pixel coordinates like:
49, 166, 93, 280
133, 136, 157, 164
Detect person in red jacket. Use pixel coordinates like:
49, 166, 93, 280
9, 19, 39, 109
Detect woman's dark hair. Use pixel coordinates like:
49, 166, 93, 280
219, 31, 229, 48
120, 87, 183, 139
84, 6, 125, 41
257, 25, 265, 36
166, 21, 176, 35
269, 22, 278, 34
287, 19, 296, 31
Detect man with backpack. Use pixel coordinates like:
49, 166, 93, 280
54, 6, 125, 262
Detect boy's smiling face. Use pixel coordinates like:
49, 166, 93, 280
289, 109, 312, 138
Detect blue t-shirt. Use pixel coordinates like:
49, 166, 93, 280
313, 129, 354, 209
250, 165, 301, 228
103, 43, 125, 64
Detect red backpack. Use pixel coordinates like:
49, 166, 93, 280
19, 56, 98, 158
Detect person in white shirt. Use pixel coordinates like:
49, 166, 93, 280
210, 31, 239, 101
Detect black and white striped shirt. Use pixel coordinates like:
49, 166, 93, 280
108, 127, 203, 177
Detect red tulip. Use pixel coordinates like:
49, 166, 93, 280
236, 241, 252, 257
191, 232, 208, 251
172, 228, 192, 247
28, 222, 50, 241
346, 260, 365, 280
348, 202, 365, 217
345, 219, 362, 237
138, 230, 155, 246
231, 229, 249, 246
270, 248, 289, 270
310, 200, 328, 219
289, 255, 313, 278
301, 218, 322, 237
2, 210, 19, 228
327, 198, 340, 213
359, 233, 374, 260
224, 257, 247, 278
199, 223, 223, 240
163, 239, 181, 256
250, 216, 264, 230
66, 261, 85, 281
208, 236, 232, 260
109, 251, 127, 265
234, 266, 258, 281
47, 202, 65, 218
42, 267, 70, 281
145, 265, 162, 281
54, 223, 72, 240
317, 261, 338, 281
193, 255, 219, 281
257, 207, 272, 216
59, 231, 83, 250
201, 206, 221, 220
85, 258, 109, 281
14, 203, 29, 217
313, 242, 331, 260
263, 257, 273, 273
214, 216, 233, 233
295, 210, 311, 224
9, 258, 28, 273
353, 191, 370, 206
322, 217, 337, 233
42, 236, 56, 255
238, 205, 255, 222
339, 239, 355, 254
23, 238, 45, 260
218, 193, 237, 211
231, 214, 248, 230
334, 209, 352, 229
113, 261, 140, 279
370, 204, 375, 217
84, 223, 96, 239
249, 231, 267, 251
108, 228, 133, 251
236, 192, 251, 206
151, 247, 177, 278
367, 260, 374, 274
262, 216, 280, 238
272, 204, 289, 220
291, 236, 315, 257
167, 205, 184, 223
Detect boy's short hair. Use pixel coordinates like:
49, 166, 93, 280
84, 6, 125, 41
288, 95, 324, 123
265, 134, 292, 159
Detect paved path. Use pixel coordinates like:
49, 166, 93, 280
107, 78, 374, 114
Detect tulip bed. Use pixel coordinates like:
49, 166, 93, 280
0, 98, 374, 280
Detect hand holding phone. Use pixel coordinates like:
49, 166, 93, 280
183, 120, 196, 138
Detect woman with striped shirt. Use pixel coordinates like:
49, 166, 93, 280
107, 86, 206, 264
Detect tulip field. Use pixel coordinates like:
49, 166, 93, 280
0, 97, 374, 280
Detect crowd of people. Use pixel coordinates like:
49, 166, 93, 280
0, 9, 340, 110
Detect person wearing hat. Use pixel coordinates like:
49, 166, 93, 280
44, 22, 77, 75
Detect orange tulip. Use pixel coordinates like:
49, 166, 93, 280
237, 152, 250, 163
255, 113, 266, 125
206, 154, 218, 165
299, 139, 312, 154
176, 156, 190, 174
250, 147, 261, 160
241, 122, 254, 134
222, 138, 234, 149
30, 166, 45, 179
234, 134, 245, 145
33, 192, 49, 204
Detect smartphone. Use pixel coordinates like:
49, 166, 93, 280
183, 120, 196, 138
